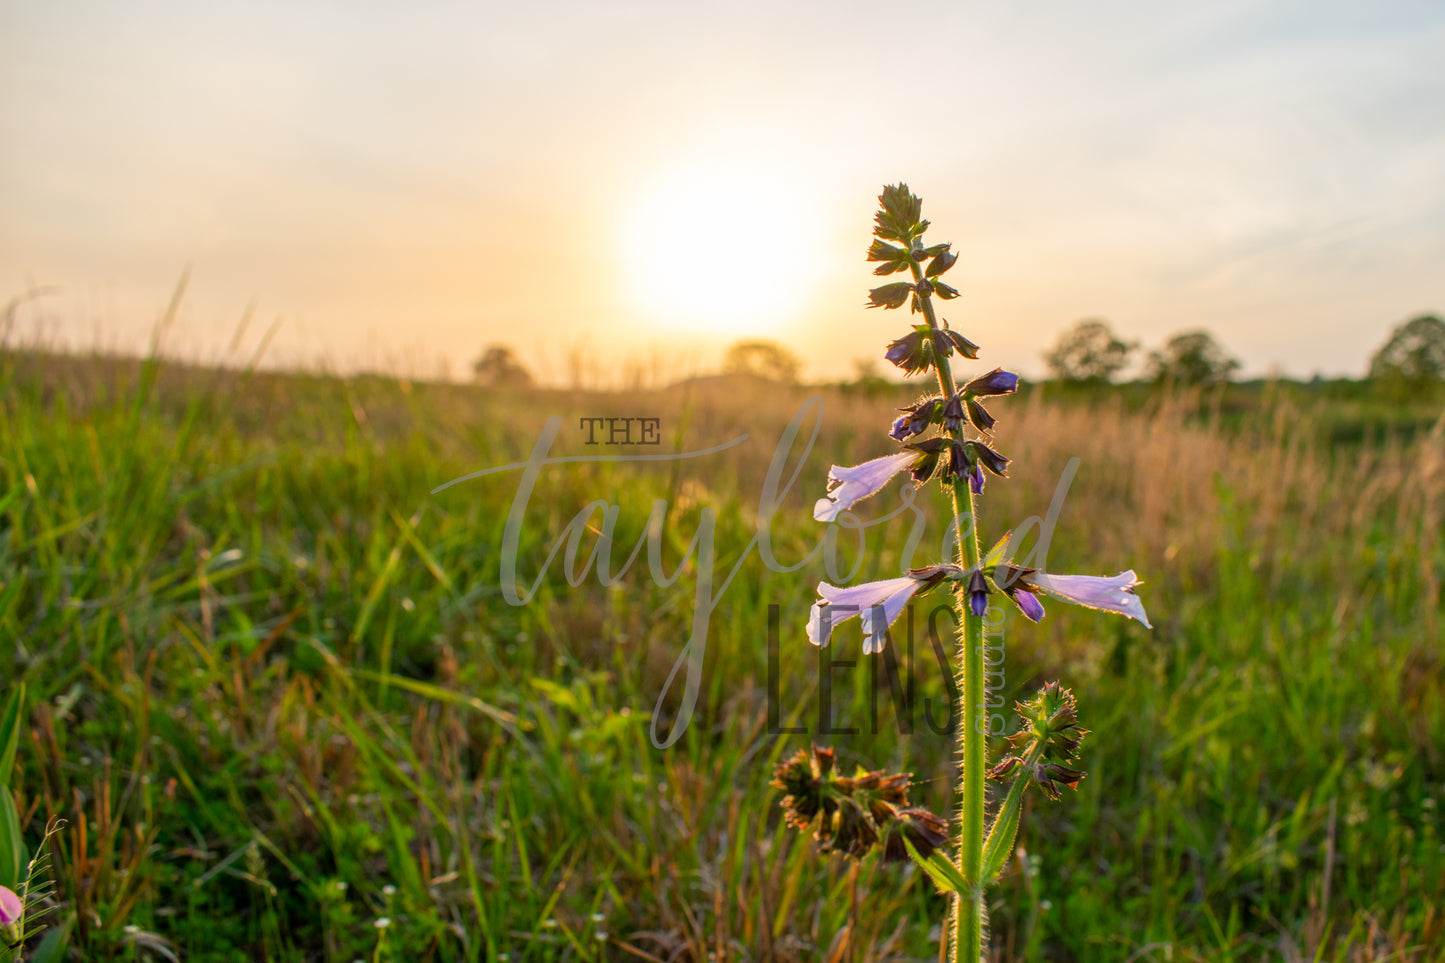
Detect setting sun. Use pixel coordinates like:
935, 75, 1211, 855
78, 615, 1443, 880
617, 155, 827, 338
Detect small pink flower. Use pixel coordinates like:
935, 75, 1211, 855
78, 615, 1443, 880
0, 884, 21, 925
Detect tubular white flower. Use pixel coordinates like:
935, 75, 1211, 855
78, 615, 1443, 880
1029, 570, 1151, 628
807, 576, 924, 654
813, 451, 919, 522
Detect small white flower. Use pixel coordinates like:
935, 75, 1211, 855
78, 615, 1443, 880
374, 917, 391, 930
1029, 571, 1151, 628
808, 576, 925, 654
813, 451, 919, 521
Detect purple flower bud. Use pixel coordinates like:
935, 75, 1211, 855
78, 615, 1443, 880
946, 439, 969, 480
964, 368, 1020, 396
968, 569, 989, 617
942, 394, 965, 434
912, 399, 941, 435
967, 440, 1010, 477
884, 333, 913, 365
966, 398, 995, 432
1007, 587, 1045, 622
890, 398, 942, 440
885, 330, 931, 374
968, 463, 985, 495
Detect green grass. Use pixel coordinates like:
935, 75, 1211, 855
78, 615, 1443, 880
1, 348, 1442, 961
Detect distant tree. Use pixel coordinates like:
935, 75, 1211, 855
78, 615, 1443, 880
1146, 330, 1241, 386
722, 340, 802, 384
1368, 314, 1445, 385
472, 344, 533, 387
844, 356, 893, 397
1044, 319, 1136, 384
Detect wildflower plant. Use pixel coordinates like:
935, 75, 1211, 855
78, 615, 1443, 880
2, 683, 65, 962
776, 185, 1151, 961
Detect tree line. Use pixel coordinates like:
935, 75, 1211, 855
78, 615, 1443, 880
1043, 314, 1445, 388
469, 314, 1445, 390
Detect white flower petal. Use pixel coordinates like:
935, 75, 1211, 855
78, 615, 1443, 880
818, 577, 916, 609
807, 600, 857, 647
860, 580, 923, 654
813, 451, 917, 521
1031, 570, 1151, 628
807, 577, 924, 655
813, 497, 843, 521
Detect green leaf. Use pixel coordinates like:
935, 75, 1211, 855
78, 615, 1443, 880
350, 668, 523, 731
983, 531, 1014, 569
905, 837, 971, 895
0, 682, 22, 786
0, 787, 24, 888
0, 683, 27, 888
27, 913, 75, 963
980, 774, 1029, 885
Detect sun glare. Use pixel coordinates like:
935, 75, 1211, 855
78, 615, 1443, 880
619, 156, 825, 337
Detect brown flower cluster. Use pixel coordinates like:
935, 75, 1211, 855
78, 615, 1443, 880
772, 745, 948, 862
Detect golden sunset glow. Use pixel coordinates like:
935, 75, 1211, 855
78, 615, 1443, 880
2, 3, 1442, 379
617, 155, 828, 337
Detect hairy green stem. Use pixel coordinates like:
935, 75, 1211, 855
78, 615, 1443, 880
907, 255, 986, 963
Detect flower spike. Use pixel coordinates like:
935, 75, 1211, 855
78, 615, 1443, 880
792, 185, 1152, 963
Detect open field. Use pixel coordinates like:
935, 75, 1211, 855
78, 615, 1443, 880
1, 348, 1443, 961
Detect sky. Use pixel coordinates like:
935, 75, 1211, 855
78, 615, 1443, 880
2, 0, 1443, 382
